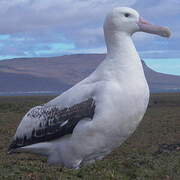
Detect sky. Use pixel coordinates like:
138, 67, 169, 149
0, 0, 179, 61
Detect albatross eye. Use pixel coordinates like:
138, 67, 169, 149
124, 13, 130, 17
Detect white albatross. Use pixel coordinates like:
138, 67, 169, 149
8, 7, 171, 169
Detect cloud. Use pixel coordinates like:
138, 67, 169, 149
0, 0, 136, 33
0, 32, 75, 59
0, 0, 179, 60
134, 0, 180, 18
0, 0, 136, 59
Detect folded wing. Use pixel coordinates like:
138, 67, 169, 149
8, 98, 95, 152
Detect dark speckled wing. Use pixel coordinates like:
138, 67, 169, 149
8, 98, 95, 152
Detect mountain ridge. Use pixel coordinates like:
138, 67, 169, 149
0, 54, 180, 95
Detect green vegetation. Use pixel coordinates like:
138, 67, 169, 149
0, 94, 179, 180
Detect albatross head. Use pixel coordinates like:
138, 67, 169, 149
104, 7, 171, 38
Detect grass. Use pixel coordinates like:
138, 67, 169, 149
0, 93, 179, 180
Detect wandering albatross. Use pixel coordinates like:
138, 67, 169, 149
8, 7, 171, 169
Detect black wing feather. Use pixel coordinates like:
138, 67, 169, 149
8, 98, 95, 151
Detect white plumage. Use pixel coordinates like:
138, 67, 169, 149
9, 7, 171, 169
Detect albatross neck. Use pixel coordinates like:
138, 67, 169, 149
104, 30, 141, 67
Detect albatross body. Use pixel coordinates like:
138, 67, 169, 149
8, 7, 171, 168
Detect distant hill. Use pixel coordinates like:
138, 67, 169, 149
0, 54, 180, 95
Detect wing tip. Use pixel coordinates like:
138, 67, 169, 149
7, 139, 21, 154
7, 143, 16, 154
7, 149, 14, 154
